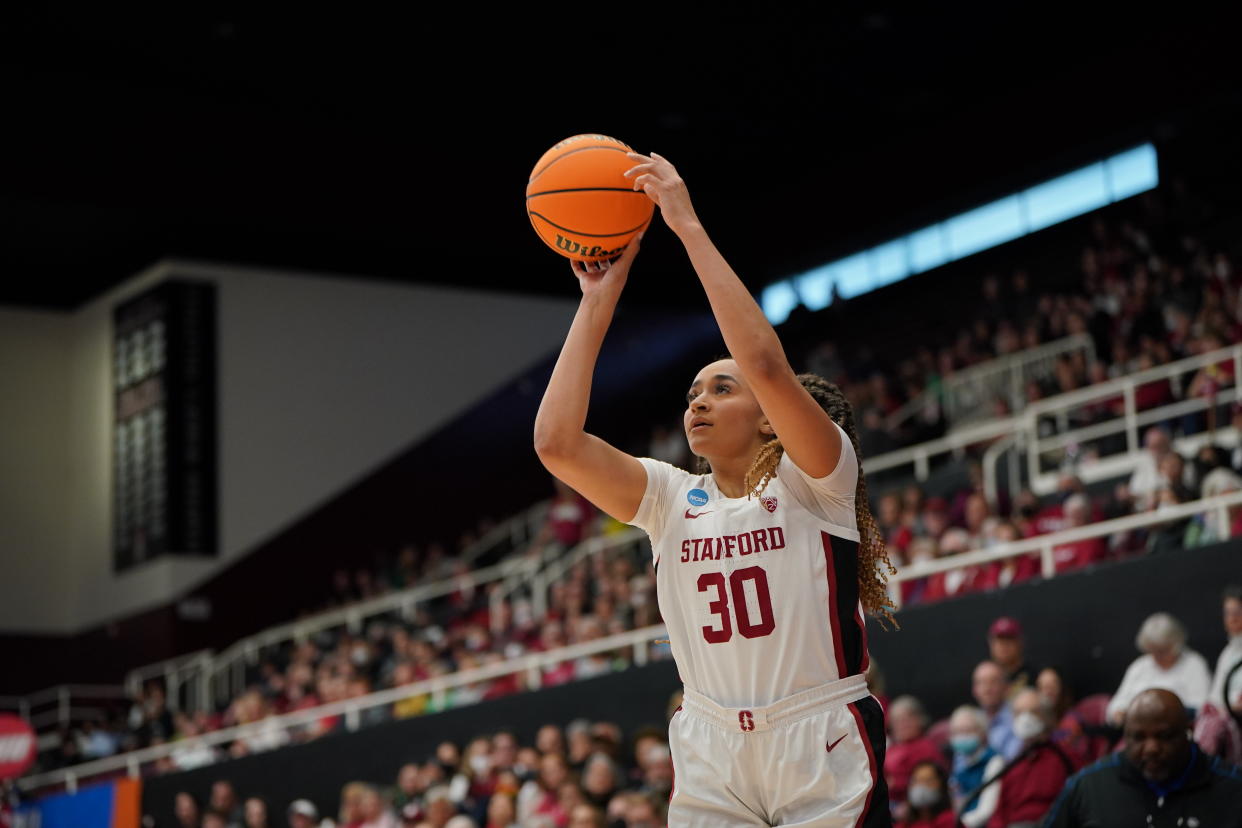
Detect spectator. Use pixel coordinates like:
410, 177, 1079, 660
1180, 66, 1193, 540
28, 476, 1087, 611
948, 705, 1004, 828
210, 780, 244, 828
422, 786, 458, 828
1128, 427, 1173, 512
204, 812, 230, 828
897, 760, 957, 828
1046, 689, 1242, 827
286, 800, 319, 828
1209, 585, 1242, 713
1106, 612, 1212, 725
483, 791, 517, 828
986, 617, 1035, 695
359, 786, 399, 828
1050, 495, 1109, 573
243, 797, 271, 828
174, 792, 201, 828
76, 719, 119, 760
973, 661, 1022, 761
1194, 584, 1242, 762
567, 802, 605, 828
986, 688, 1078, 828
580, 754, 621, 809
884, 695, 945, 810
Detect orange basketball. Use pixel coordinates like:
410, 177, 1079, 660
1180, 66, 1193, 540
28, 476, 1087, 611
526, 134, 654, 262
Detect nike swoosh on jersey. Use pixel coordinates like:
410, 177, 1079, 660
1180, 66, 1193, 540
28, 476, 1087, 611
826, 734, 847, 752
684, 509, 714, 519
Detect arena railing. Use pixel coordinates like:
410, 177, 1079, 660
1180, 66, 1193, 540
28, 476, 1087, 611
17, 625, 671, 795
1013, 343, 1242, 495
0, 685, 130, 744
208, 554, 545, 707
123, 650, 215, 715
123, 499, 555, 713
866, 342, 1242, 499
886, 488, 1242, 609
945, 334, 1096, 426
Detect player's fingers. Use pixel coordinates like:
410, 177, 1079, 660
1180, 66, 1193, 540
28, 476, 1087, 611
623, 161, 658, 178
617, 232, 644, 263
631, 173, 661, 193
626, 151, 653, 164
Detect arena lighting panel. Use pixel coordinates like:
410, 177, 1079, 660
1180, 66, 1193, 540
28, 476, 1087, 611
760, 143, 1159, 324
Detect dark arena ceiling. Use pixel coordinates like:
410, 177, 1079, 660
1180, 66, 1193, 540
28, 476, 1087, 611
3, 7, 1238, 310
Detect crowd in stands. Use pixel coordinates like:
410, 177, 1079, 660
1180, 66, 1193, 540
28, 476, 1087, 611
136, 584, 1242, 827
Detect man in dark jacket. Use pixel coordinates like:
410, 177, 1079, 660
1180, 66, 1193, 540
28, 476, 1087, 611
1045, 689, 1242, 827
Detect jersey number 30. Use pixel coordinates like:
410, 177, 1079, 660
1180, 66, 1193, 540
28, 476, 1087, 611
697, 566, 776, 643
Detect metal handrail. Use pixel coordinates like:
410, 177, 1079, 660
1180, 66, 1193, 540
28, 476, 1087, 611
886, 489, 1242, 607
121, 498, 554, 708
19, 624, 669, 794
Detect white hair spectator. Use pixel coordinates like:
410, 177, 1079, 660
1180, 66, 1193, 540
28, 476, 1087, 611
889, 694, 929, 727
1136, 612, 1187, 655
949, 704, 989, 735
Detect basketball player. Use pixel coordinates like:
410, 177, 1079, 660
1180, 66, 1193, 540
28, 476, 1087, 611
534, 152, 895, 826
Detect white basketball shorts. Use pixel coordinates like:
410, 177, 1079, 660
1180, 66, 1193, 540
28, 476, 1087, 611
668, 674, 891, 827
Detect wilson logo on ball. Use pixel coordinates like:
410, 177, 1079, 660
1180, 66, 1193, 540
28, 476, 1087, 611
554, 236, 625, 259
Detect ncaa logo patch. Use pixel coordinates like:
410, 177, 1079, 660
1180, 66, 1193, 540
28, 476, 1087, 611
761, 496, 778, 513
687, 488, 709, 508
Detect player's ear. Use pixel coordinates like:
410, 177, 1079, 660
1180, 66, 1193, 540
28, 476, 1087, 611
758, 418, 775, 437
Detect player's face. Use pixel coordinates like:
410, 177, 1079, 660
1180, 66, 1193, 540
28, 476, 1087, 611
684, 359, 771, 463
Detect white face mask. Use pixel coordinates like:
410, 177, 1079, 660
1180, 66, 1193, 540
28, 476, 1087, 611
907, 784, 939, 809
1013, 711, 1045, 741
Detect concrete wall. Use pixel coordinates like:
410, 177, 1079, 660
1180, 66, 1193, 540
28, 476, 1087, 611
0, 261, 575, 634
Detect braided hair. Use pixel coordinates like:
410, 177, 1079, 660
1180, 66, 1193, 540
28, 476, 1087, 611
694, 373, 899, 628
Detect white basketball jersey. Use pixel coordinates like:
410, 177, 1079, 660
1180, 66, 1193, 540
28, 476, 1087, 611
629, 421, 870, 709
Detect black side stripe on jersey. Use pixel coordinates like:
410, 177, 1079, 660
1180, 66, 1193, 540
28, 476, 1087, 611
821, 531, 866, 677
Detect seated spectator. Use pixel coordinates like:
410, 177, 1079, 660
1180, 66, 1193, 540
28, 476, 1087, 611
925, 529, 988, 603
568, 802, 605, 828
1106, 612, 1212, 725
287, 800, 319, 828
1046, 689, 1242, 827
1050, 495, 1108, 573
242, 797, 270, 828
883, 695, 945, 810
948, 706, 1005, 828
1209, 585, 1242, 714
986, 617, 1036, 695
173, 792, 201, 828
1128, 427, 1173, 513
897, 760, 957, 828
1194, 584, 1242, 762
987, 688, 1078, 828
975, 523, 1039, 592
484, 791, 517, 828
209, 780, 243, 827
973, 661, 1023, 761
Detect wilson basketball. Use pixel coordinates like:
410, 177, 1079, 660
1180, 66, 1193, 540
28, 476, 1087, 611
526, 134, 654, 262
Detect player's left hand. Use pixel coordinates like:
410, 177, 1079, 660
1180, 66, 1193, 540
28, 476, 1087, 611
625, 152, 701, 235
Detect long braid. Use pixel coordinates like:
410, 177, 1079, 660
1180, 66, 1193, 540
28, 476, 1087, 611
737, 374, 899, 629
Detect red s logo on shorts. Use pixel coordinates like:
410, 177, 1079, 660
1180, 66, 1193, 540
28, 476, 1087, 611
738, 710, 755, 732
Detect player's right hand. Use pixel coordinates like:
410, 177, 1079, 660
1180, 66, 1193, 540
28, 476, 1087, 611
570, 232, 642, 298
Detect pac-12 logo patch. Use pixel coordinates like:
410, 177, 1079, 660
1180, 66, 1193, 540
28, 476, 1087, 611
687, 488, 709, 508
761, 496, 778, 513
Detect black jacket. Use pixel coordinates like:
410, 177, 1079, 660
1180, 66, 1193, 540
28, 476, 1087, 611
1044, 745, 1242, 827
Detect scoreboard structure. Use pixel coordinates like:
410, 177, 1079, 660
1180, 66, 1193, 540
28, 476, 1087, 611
112, 281, 218, 572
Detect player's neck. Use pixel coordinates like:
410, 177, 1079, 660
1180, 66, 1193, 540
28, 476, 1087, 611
708, 456, 752, 499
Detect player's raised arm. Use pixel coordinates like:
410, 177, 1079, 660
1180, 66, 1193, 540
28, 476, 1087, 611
625, 152, 843, 480
533, 240, 649, 523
